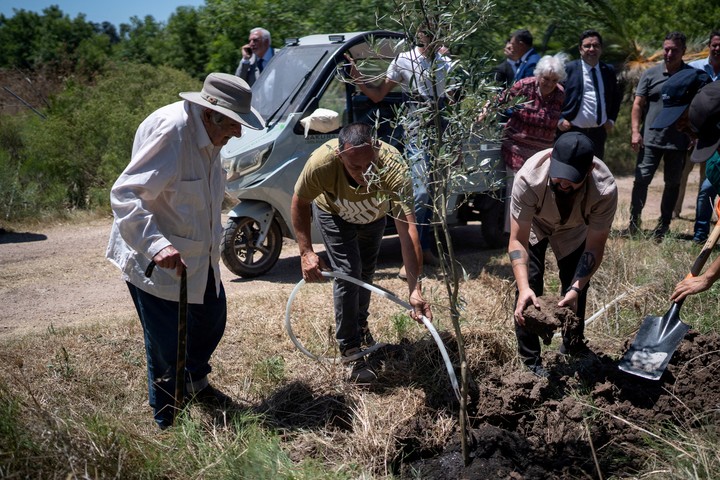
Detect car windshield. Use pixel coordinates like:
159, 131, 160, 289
251, 45, 332, 121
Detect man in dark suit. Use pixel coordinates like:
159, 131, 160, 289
557, 30, 621, 159
507, 29, 541, 83
234, 27, 274, 87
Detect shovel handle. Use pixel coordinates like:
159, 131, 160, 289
688, 199, 720, 278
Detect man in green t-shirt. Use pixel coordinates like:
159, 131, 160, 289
291, 123, 433, 383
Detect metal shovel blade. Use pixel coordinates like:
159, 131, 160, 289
618, 303, 690, 380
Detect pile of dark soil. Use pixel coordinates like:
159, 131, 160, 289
398, 330, 720, 479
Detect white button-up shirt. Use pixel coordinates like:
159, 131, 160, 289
106, 101, 225, 304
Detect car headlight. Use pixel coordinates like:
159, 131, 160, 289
224, 144, 272, 182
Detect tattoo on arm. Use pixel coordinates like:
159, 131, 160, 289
509, 250, 523, 262
576, 252, 596, 279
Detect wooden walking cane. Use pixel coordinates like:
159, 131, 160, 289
145, 261, 188, 414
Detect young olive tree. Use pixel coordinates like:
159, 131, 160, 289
347, 0, 503, 466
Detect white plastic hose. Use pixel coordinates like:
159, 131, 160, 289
285, 271, 461, 401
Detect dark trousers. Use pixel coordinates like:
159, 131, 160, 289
566, 125, 607, 159
630, 146, 686, 228
128, 268, 226, 428
515, 238, 588, 367
313, 204, 386, 353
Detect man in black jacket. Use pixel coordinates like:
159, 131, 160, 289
557, 30, 621, 159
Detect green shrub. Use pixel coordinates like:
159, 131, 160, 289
0, 62, 200, 220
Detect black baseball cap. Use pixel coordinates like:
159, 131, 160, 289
690, 81, 720, 163
549, 132, 595, 183
651, 68, 711, 130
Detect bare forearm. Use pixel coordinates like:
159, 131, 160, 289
290, 196, 314, 255
508, 242, 530, 291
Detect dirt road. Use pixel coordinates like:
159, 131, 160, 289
0, 216, 307, 337
0, 171, 700, 338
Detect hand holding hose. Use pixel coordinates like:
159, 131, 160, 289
300, 251, 329, 282
409, 289, 432, 323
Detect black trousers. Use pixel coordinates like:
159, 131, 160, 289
515, 238, 588, 367
559, 125, 607, 160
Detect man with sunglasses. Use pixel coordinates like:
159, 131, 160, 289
291, 123, 432, 383
508, 132, 617, 377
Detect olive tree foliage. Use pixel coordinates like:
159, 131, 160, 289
348, 0, 500, 465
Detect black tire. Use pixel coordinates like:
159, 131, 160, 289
221, 216, 282, 278
479, 194, 507, 249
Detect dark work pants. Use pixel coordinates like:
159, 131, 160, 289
515, 238, 588, 367
128, 267, 226, 429
630, 146, 686, 228
313, 204, 386, 354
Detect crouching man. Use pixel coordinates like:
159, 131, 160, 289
291, 122, 433, 383
508, 132, 617, 377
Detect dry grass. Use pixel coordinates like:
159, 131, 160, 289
2, 215, 719, 477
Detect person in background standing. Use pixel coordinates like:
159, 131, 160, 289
506, 29, 541, 83
557, 30, 622, 159
497, 54, 567, 232
347, 25, 453, 277
235, 27, 273, 86
672, 31, 720, 219
627, 31, 694, 241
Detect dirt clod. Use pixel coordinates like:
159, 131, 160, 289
521, 295, 581, 345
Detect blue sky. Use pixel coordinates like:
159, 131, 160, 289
1, 0, 207, 26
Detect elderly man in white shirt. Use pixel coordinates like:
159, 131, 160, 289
106, 73, 263, 429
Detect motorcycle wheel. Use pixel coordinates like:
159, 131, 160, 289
221, 216, 282, 277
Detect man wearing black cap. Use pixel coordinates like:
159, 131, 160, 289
628, 31, 694, 240
508, 132, 618, 377
649, 68, 712, 242
672, 81, 720, 302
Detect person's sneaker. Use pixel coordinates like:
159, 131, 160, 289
186, 384, 233, 409
343, 347, 377, 383
529, 364, 549, 378
360, 326, 376, 348
693, 235, 708, 245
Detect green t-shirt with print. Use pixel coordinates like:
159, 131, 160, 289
294, 139, 413, 224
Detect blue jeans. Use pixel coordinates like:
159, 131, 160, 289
127, 267, 226, 429
515, 238, 588, 368
694, 177, 718, 241
630, 147, 686, 227
406, 138, 432, 251
313, 204, 385, 353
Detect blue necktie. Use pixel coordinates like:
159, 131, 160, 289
257, 58, 264, 73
